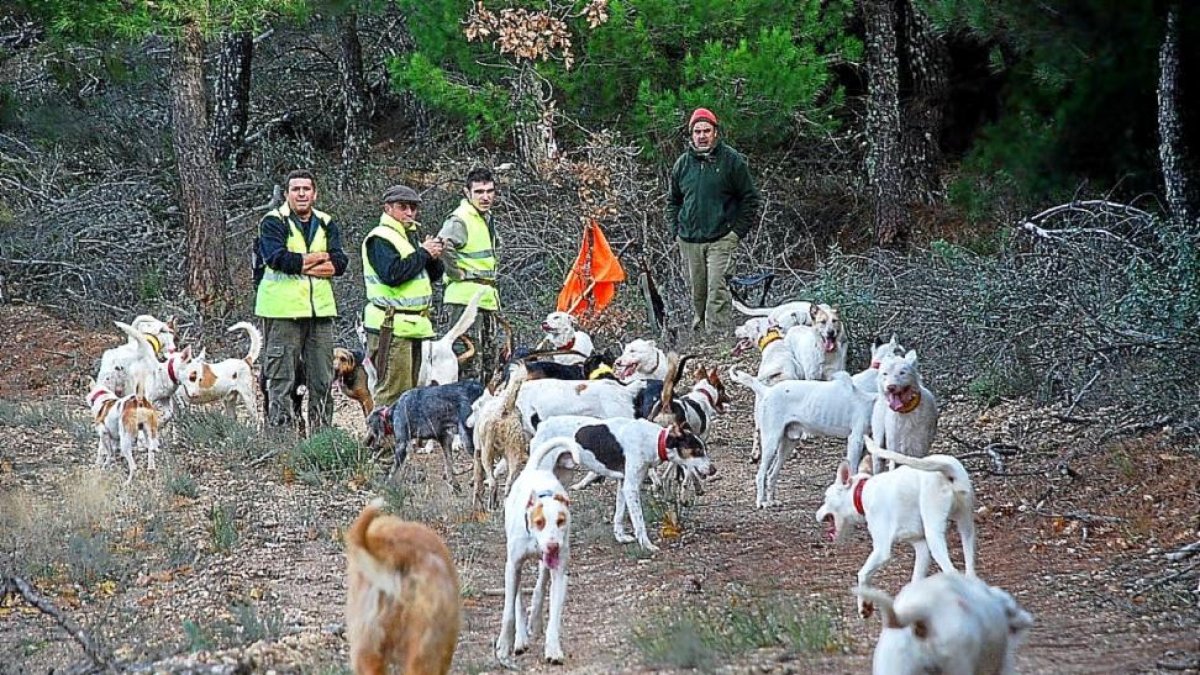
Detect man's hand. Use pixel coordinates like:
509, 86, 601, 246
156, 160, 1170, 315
304, 260, 336, 278
302, 252, 330, 270
421, 236, 445, 258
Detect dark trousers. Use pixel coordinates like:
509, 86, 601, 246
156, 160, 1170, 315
261, 317, 334, 431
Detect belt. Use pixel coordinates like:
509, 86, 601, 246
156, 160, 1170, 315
462, 278, 495, 286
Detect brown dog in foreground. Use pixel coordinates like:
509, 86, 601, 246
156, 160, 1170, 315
345, 499, 461, 675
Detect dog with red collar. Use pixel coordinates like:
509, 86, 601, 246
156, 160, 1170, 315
538, 311, 594, 366
531, 415, 714, 552
817, 436, 977, 619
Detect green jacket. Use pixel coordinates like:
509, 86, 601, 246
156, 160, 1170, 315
665, 141, 761, 244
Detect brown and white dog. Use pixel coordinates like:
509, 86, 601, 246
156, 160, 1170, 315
87, 379, 161, 484
178, 322, 261, 421
784, 304, 848, 380
538, 311, 594, 366
333, 347, 375, 417
345, 498, 461, 675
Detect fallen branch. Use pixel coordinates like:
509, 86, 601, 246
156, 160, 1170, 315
1165, 540, 1200, 562
1034, 509, 1125, 524
1, 576, 116, 673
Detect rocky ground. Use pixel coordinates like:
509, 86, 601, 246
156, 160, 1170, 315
1, 304, 1198, 674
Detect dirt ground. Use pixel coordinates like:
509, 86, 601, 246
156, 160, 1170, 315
1, 303, 1198, 674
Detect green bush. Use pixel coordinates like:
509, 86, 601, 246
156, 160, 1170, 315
286, 427, 372, 482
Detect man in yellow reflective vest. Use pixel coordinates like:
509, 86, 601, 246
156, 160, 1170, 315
438, 167, 500, 382
255, 169, 349, 432
362, 184, 444, 405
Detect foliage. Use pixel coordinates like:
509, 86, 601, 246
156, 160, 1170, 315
391, 0, 858, 153
286, 426, 373, 482
17, 0, 310, 40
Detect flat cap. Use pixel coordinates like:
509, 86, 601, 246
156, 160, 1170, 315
381, 184, 422, 204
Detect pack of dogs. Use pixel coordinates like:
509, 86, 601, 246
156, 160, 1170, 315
83, 297, 1031, 674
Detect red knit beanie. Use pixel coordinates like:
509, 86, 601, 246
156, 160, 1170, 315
689, 108, 718, 129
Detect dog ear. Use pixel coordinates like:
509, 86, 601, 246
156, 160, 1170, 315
837, 461, 852, 486
553, 493, 571, 506
180, 346, 193, 361
904, 349, 918, 365
706, 367, 720, 384
809, 303, 820, 320
166, 315, 177, 332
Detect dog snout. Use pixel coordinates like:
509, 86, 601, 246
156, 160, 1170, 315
540, 322, 552, 331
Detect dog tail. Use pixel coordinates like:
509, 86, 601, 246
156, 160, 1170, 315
865, 436, 970, 486
728, 366, 768, 398
227, 321, 263, 365
115, 321, 157, 363
525, 437, 583, 475
346, 497, 386, 555
853, 586, 902, 628
443, 289, 485, 344
499, 362, 528, 416
733, 298, 772, 317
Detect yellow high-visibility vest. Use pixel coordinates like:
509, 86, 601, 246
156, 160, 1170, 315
361, 214, 434, 339
255, 204, 337, 318
444, 199, 499, 310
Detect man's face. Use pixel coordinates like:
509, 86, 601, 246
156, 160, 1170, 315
465, 181, 496, 213
691, 122, 717, 151
384, 201, 419, 224
286, 178, 316, 216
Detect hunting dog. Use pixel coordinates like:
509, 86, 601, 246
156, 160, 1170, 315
613, 339, 669, 382
496, 437, 585, 666
539, 311, 594, 366
784, 304, 848, 381
856, 572, 1033, 675
532, 416, 714, 551
418, 289, 483, 386
364, 380, 484, 488
97, 319, 177, 397
345, 498, 460, 675
733, 299, 815, 331
872, 350, 938, 471
111, 323, 192, 424
179, 322, 261, 421
515, 377, 646, 435
817, 437, 977, 619
731, 368, 876, 507
471, 362, 531, 509
523, 348, 617, 382
732, 316, 772, 355
853, 335, 906, 395
333, 347, 375, 417
87, 379, 161, 484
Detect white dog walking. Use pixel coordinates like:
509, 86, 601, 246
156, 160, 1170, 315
856, 572, 1033, 675
816, 437, 977, 618
496, 437, 585, 666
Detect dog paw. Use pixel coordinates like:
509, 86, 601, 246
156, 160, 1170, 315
545, 651, 565, 665
639, 540, 660, 553
614, 532, 636, 544
858, 600, 874, 619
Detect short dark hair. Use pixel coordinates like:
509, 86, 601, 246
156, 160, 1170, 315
465, 167, 494, 189
285, 169, 316, 187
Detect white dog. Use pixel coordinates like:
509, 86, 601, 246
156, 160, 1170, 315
97, 319, 176, 397
539, 311, 594, 366
515, 378, 645, 435
613, 339, 669, 382
179, 322, 261, 421
784, 304, 847, 381
872, 350, 938, 470
856, 572, 1033, 675
816, 438, 977, 618
853, 335, 906, 394
87, 379, 161, 484
733, 299, 815, 331
418, 289, 484, 387
532, 416, 714, 552
496, 437, 584, 665
731, 368, 876, 507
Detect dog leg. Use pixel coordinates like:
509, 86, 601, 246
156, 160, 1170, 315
513, 576, 529, 655
624, 479, 659, 552
120, 434, 137, 484
543, 566, 568, 664
857, 543, 894, 618
496, 553, 522, 662
924, 523, 958, 577
612, 480, 635, 544
958, 513, 978, 577
527, 561, 549, 642
911, 539, 933, 582
439, 432, 461, 493
570, 471, 602, 491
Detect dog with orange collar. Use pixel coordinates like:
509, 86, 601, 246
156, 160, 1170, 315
531, 415, 714, 552
870, 349, 938, 472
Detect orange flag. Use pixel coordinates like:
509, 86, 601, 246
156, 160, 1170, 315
556, 221, 626, 317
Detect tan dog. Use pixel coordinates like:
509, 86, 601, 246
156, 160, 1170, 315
333, 347, 375, 416
345, 499, 461, 675
471, 362, 530, 509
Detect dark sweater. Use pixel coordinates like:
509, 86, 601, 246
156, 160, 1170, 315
665, 141, 761, 243
365, 229, 444, 287
259, 211, 349, 276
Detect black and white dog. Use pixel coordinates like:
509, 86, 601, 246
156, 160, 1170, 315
364, 380, 485, 488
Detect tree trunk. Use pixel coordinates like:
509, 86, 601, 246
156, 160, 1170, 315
899, 0, 948, 204
337, 11, 370, 169
863, 0, 906, 249
513, 64, 558, 179
210, 31, 253, 166
1158, 2, 1195, 228
171, 22, 230, 311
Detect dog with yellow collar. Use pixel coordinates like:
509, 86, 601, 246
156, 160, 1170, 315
96, 317, 179, 397
870, 349, 939, 473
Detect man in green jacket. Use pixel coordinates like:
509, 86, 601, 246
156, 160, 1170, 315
665, 108, 761, 333
255, 169, 349, 432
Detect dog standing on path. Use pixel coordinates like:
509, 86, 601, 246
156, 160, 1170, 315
871, 350, 938, 470
345, 498, 460, 675
87, 379, 161, 484
817, 437, 977, 619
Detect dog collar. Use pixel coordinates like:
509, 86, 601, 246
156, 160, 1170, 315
379, 406, 394, 436
560, 337, 575, 351
657, 428, 669, 463
145, 334, 163, 358
87, 388, 113, 406
757, 329, 783, 351
697, 386, 719, 410
894, 391, 922, 414
167, 356, 181, 385
853, 477, 868, 516
588, 363, 613, 380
